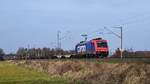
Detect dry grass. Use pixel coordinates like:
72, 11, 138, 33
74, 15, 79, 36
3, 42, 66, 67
0, 61, 77, 84
11, 60, 150, 84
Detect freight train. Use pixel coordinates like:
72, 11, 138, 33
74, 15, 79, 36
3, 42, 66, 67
3, 38, 109, 60
75, 38, 109, 58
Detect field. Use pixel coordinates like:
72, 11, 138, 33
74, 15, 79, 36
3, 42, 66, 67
0, 59, 150, 84
0, 61, 84, 84
10, 59, 150, 84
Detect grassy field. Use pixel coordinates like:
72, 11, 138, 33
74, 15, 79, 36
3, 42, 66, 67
2, 60, 150, 84
0, 61, 84, 84
12, 60, 150, 84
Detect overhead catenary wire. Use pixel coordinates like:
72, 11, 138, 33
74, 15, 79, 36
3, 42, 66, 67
105, 14, 150, 59
112, 14, 150, 27
87, 13, 150, 39
104, 27, 121, 38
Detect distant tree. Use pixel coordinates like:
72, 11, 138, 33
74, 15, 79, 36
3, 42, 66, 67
111, 48, 121, 58
0, 48, 5, 56
16, 48, 27, 59
0, 48, 5, 60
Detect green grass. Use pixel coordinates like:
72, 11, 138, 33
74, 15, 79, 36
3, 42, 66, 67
0, 61, 82, 84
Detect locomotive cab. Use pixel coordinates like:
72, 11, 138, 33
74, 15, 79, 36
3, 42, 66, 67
92, 38, 109, 57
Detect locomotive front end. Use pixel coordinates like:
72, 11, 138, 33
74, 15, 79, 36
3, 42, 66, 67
93, 39, 109, 57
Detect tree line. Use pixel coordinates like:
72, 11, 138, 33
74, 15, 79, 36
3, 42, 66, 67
14, 48, 74, 60
16, 48, 71, 59
112, 48, 150, 58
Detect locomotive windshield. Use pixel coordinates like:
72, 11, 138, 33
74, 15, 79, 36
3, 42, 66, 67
97, 42, 108, 48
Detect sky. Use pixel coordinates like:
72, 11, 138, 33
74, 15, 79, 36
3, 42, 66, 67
0, 0, 150, 53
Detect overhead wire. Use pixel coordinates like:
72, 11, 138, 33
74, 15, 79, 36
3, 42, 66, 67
112, 13, 150, 27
